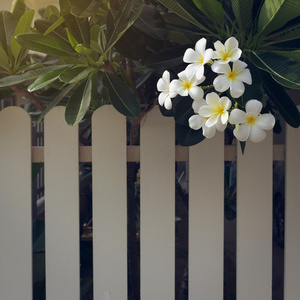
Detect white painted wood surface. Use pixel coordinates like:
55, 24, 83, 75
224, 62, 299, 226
189, 133, 224, 300
140, 107, 175, 300
92, 106, 127, 300
236, 134, 273, 300
284, 124, 300, 300
0, 107, 32, 300
44, 106, 80, 300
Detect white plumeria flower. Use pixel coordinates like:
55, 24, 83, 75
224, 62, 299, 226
189, 98, 227, 138
211, 60, 252, 98
212, 37, 242, 64
197, 92, 232, 127
229, 99, 275, 143
183, 37, 214, 80
169, 69, 205, 100
157, 70, 176, 110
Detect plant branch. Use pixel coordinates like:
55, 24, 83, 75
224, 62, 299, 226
9, 84, 46, 112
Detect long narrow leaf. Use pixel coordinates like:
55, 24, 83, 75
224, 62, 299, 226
0, 11, 18, 52
27, 66, 70, 92
44, 15, 65, 36
261, 71, 300, 128
0, 46, 11, 72
15, 33, 76, 56
65, 78, 92, 125
103, 72, 141, 118
37, 82, 76, 123
263, 49, 300, 62
71, 0, 102, 18
11, 9, 34, 60
257, 0, 300, 37
0, 65, 69, 87
250, 50, 300, 89
59, 67, 93, 83
231, 0, 253, 29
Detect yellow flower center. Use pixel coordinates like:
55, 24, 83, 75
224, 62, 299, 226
183, 80, 191, 90
227, 69, 237, 80
222, 51, 229, 61
198, 56, 204, 65
246, 115, 257, 125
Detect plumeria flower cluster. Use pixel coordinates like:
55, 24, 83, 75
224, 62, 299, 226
157, 37, 275, 143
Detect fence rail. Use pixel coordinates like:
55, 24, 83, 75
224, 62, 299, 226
0, 105, 299, 300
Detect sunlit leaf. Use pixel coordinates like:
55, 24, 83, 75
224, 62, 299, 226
59, 66, 93, 83
11, 9, 34, 60
257, 0, 300, 37
65, 78, 92, 125
0, 11, 17, 52
16, 33, 76, 56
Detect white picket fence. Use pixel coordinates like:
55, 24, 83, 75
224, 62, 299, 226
0, 105, 299, 300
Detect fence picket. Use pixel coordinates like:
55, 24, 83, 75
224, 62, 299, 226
284, 124, 300, 300
236, 134, 273, 300
0, 107, 32, 300
189, 132, 224, 300
92, 106, 127, 300
140, 107, 175, 300
44, 107, 80, 300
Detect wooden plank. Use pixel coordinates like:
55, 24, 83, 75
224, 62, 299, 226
284, 124, 300, 300
0, 107, 32, 300
44, 106, 80, 300
92, 106, 127, 299
189, 132, 224, 300
236, 134, 273, 300
140, 106, 175, 300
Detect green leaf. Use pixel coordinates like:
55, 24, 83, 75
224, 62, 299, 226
257, 0, 300, 37
145, 45, 191, 69
34, 19, 69, 43
71, 0, 102, 18
59, 66, 93, 83
132, 3, 167, 40
65, 78, 92, 125
44, 15, 65, 36
103, 72, 141, 118
45, 5, 60, 22
105, 0, 143, 54
0, 45, 11, 72
192, 0, 225, 27
175, 123, 205, 146
15, 33, 76, 56
0, 65, 69, 87
11, 0, 27, 20
0, 11, 18, 52
157, 0, 210, 31
250, 50, 300, 89
37, 82, 76, 123
11, 9, 34, 61
264, 27, 300, 46
172, 95, 194, 125
265, 49, 300, 62
27, 66, 70, 92
231, 0, 253, 29
261, 71, 300, 128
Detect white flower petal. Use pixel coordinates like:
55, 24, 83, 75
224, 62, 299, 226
220, 96, 232, 110
245, 99, 262, 114
203, 125, 216, 138
256, 114, 275, 130
189, 86, 204, 100
211, 61, 231, 74
164, 97, 172, 110
221, 111, 229, 124
157, 78, 167, 91
213, 40, 225, 54
229, 48, 242, 62
249, 125, 267, 143
203, 48, 214, 63
237, 68, 252, 85
206, 113, 219, 127
189, 114, 206, 130
169, 79, 182, 93
206, 92, 220, 107
195, 37, 207, 54
233, 123, 250, 141
183, 48, 198, 63
229, 109, 246, 124
230, 80, 245, 98
232, 60, 248, 72
215, 119, 227, 131
192, 98, 206, 112
162, 70, 170, 82
158, 92, 168, 106
213, 75, 231, 92
195, 66, 205, 80
225, 37, 239, 52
